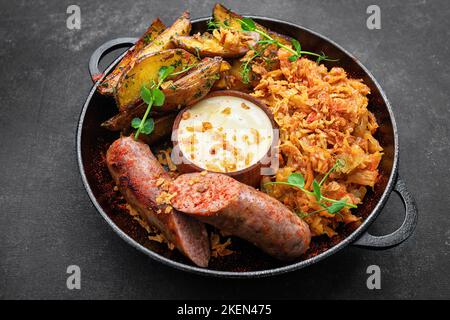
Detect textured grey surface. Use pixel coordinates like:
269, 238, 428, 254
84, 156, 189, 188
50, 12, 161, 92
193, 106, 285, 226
0, 0, 449, 299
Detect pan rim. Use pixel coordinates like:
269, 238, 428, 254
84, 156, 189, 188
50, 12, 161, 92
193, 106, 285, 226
77, 15, 399, 278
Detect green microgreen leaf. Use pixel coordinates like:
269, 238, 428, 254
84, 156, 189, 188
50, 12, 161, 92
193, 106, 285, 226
288, 54, 299, 62
319, 158, 346, 186
152, 88, 165, 107
312, 179, 321, 201
326, 199, 347, 214
240, 59, 253, 84
158, 65, 175, 83
140, 85, 153, 105
134, 64, 175, 140
131, 117, 142, 129
316, 53, 327, 64
240, 17, 256, 31
315, 51, 340, 64
241, 67, 251, 84
264, 160, 357, 217
287, 173, 305, 188
291, 38, 301, 54
207, 19, 220, 30
240, 43, 270, 84
140, 118, 154, 135
258, 39, 275, 45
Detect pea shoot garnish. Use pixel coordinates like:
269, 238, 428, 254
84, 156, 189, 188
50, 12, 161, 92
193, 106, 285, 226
265, 159, 356, 217
230, 17, 338, 83
132, 66, 174, 139
240, 44, 268, 84
206, 19, 221, 31
239, 17, 337, 63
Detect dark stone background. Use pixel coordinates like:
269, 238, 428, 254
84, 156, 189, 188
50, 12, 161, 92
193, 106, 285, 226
0, 0, 448, 299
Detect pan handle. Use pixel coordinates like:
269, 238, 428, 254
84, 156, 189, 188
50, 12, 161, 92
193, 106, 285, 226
88, 37, 138, 83
353, 177, 418, 249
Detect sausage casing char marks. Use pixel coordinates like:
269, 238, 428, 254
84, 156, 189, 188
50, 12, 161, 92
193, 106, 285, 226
170, 172, 311, 261
106, 137, 210, 267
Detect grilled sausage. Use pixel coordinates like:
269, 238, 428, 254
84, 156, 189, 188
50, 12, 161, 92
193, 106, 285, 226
170, 172, 311, 261
106, 136, 210, 267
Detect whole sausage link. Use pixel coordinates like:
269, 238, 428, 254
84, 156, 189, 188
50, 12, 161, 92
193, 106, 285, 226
106, 136, 210, 267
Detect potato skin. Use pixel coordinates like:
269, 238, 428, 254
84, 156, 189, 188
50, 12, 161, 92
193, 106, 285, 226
212, 59, 254, 92
135, 113, 177, 146
162, 56, 223, 110
172, 34, 248, 58
212, 3, 292, 46
98, 11, 191, 96
138, 11, 191, 58
98, 18, 166, 96
115, 49, 198, 111
101, 103, 147, 132
102, 57, 221, 131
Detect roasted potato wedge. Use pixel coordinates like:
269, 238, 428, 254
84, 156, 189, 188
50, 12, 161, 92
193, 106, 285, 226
212, 60, 231, 88
115, 49, 198, 110
98, 12, 191, 96
138, 11, 191, 58
161, 56, 223, 110
102, 103, 172, 132
172, 32, 249, 58
134, 113, 177, 146
212, 3, 292, 46
104, 57, 221, 131
98, 18, 166, 95
101, 103, 147, 131
212, 59, 255, 92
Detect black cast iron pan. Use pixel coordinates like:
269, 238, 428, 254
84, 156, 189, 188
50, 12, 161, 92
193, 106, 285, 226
77, 16, 418, 278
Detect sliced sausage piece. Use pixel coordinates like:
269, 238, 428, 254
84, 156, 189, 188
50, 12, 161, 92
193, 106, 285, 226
170, 172, 311, 261
106, 136, 210, 267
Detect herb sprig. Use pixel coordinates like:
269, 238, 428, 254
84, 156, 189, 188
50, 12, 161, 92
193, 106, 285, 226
207, 19, 221, 31
132, 66, 174, 139
240, 44, 269, 84
233, 17, 338, 83
265, 159, 356, 217
207, 18, 230, 31
171, 62, 198, 76
239, 18, 338, 63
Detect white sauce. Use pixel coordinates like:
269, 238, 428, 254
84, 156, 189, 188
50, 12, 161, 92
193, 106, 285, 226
176, 96, 273, 173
